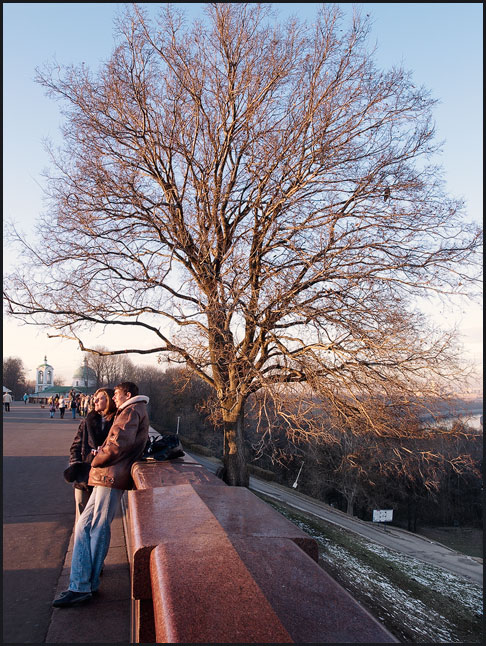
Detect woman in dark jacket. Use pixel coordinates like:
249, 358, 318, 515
65, 388, 116, 522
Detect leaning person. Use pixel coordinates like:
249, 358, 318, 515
64, 388, 116, 522
53, 381, 149, 608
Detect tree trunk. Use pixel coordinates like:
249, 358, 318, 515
407, 496, 418, 532
345, 487, 356, 516
346, 497, 355, 516
222, 405, 249, 487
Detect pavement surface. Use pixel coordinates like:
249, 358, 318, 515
3, 402, 130, 644
191, 453, 484, 586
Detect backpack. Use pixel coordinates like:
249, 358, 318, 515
141, 433, 185, 461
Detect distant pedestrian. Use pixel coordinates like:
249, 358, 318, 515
70, 397, 77, 419
23, 393, 28, 405
87, 395, 95, 415
3, 391, 13, 412
81, 395, 89, 417
59, 395, 66, 419
49, 400, 56, 418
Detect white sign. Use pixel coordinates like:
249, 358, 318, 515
373, 509, 393, 523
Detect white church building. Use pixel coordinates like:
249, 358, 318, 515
28, 356, 97, 403
35, 356, 54, 393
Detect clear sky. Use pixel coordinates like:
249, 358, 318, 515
3, 3, 483, 387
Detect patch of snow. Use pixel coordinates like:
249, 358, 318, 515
274, 508, 481, 643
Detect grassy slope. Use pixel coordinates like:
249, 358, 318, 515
416, 526, 483, 558
256, 493, 483, 644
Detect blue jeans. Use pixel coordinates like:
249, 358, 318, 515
69, 486, 123, 593
71, 408, 76, 418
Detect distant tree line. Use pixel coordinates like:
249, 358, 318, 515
247, 418, 482, 531
132, 359, 482, 531
157, 370, 482, 531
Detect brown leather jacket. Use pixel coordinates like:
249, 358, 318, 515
88, 395, 149, 490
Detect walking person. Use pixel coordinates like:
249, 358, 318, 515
63, 389, 116, 522
70, 395, 77, 419
53, 381, 149, 607
3, 391, 13, 412
23, 393, 29, 405
49, 398, 56, 418
58, 395, 66, 419
79, 395, 85, 417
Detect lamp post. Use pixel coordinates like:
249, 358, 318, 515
292, 461, 304, 489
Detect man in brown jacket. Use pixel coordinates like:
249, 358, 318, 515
53, 381, 149, 607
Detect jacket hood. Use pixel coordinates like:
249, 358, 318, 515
117, 394, 149, 412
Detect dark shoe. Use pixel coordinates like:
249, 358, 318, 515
52, 590, 92, 607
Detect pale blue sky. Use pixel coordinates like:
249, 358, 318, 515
3, 3, 483, 384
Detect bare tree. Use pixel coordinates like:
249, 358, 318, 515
4, 4, 482, 485
3, 357, 28, 400
104, 355, 135, 387
83, 346, 135, 386
83, 348, 107, 387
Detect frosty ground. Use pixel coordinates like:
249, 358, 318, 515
258, 494, 483, 643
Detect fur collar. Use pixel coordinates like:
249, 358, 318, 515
117, 394, 149, 412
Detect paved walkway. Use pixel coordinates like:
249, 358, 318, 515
3, 402, 130, 644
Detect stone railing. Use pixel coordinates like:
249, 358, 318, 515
123, 453, 397, 643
